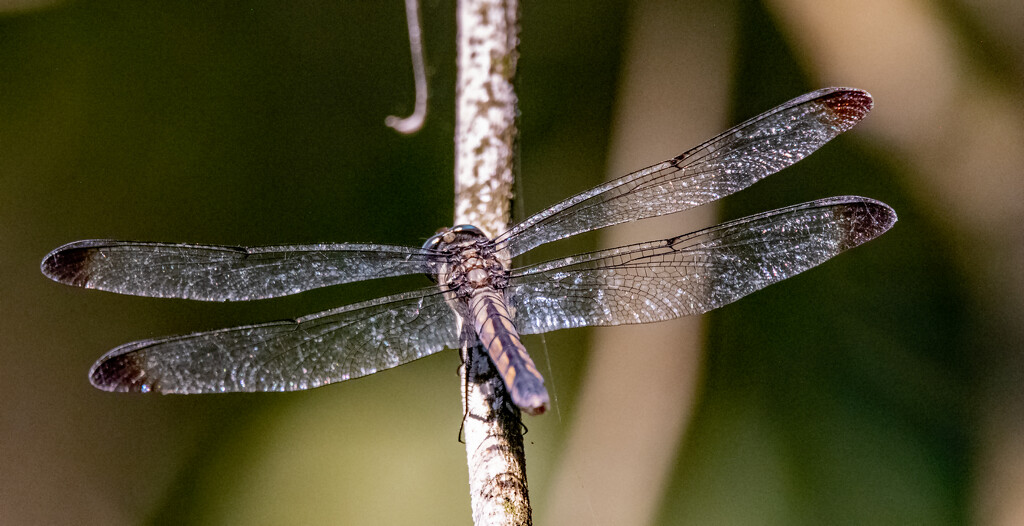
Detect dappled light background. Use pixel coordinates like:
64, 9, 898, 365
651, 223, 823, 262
2, 0, 1020, 524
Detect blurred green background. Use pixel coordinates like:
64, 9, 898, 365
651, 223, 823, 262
2, 0, 1021, 524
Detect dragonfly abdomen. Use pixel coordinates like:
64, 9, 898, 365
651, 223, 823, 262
469, 287, 549, 415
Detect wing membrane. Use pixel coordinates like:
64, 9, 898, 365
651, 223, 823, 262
508, 197, 896, 334
495, 88, 873, 257
41, 240, 439, 301
89, 287, 461, 393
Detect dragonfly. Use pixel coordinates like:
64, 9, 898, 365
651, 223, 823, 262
42, 87, 895, 416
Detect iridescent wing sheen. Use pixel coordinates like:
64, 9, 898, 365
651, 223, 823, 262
41, 240, 441, 301
43, 87, 894, 400
507, 197, 895, 334
89, 287, 461, 393
493, 88, 873, 258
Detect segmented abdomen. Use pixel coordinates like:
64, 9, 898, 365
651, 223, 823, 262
469, 287, 549, 415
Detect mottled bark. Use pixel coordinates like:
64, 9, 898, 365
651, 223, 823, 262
453, 0, 531, 525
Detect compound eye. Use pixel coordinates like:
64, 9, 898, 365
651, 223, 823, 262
421, 232, 444, 250
452, 224, 484, 236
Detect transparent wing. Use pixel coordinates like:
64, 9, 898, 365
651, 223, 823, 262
42, 240, 440, 301
508, 197, 896, 334
495, 88, 873, 257
89, 287, 461, 393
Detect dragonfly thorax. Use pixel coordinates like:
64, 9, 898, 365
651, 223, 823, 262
424, 225, 507, 299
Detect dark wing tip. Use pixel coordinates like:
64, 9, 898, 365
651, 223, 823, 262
89, 343, 156, 393
41, 240, 112, 286
41, 242, 87, 284
835, 197, 897, 251
817, 88, 873, 130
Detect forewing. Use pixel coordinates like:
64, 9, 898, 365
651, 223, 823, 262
89, 287, 461, 393
508, 197, 896, 334
495, 88, 873, 257
42, 240, 439, 301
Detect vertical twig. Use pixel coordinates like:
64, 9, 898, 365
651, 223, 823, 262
454, 0, 530, 525
454, 0, 516, 238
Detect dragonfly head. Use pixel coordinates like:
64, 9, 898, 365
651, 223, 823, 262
422, 224, 489, 251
